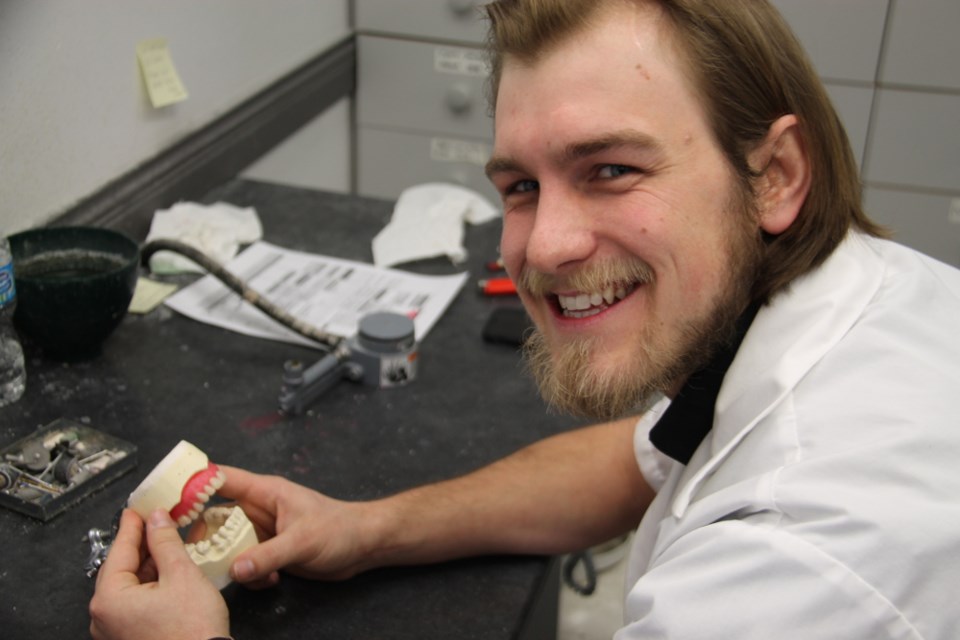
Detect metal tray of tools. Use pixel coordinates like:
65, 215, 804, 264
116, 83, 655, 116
0, 418, 137, 521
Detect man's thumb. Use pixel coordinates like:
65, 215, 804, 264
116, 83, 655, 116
229, 537, 288, 587
145, 508, 191, 571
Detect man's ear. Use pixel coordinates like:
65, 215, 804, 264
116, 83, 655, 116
749, 114, 811, 235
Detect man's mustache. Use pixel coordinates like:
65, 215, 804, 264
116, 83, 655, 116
516, 258, 656, 296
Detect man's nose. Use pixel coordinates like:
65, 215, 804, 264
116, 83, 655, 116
524, 188, 596, 275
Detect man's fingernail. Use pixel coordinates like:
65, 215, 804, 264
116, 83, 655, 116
148, 508, 175, 529
232, 559, 255, 581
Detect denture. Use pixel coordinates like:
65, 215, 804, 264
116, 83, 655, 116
126, 440, 256, 589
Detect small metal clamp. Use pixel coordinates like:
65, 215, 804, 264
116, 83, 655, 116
84, 527, 113, 578
83, 508, 122, 578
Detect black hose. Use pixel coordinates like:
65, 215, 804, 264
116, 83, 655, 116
562, 550, 598, 596
139, 239, 342, 350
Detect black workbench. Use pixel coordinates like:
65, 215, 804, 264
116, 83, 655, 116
0, 180, 586, 639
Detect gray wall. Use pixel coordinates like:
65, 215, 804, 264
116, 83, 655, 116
241, 97, 351, 194
774, 0, 960, 267
0, 0, 349, 234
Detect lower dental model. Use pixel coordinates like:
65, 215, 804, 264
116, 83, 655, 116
184, 504, 258, 589
126, 440, 257, 589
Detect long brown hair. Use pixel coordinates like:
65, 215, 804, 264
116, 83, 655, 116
484, 0, 887, 303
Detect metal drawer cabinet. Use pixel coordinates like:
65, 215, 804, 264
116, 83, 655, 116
354, 0, 488, 44
356, 35, 492, 140
356, 127, 498, 204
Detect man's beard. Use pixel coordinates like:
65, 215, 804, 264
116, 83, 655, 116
520, 204, 764, 421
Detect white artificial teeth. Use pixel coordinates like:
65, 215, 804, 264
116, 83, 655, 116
183, 505, 258, 590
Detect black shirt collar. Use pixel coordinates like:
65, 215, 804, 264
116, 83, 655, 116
648, 303, 760, 464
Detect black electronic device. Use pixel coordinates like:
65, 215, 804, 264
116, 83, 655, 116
482, 307, 533, 346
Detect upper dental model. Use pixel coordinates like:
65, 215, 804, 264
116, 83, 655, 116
127, 440, 224, 526
126, 440, 257, 589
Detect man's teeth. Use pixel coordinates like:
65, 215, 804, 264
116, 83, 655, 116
558, 284, 635, 317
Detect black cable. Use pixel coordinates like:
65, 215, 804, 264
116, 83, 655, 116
140, 239, 342, 350
562, 550, 598, 596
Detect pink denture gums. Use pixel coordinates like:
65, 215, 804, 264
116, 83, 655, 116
169, 461, 221, 522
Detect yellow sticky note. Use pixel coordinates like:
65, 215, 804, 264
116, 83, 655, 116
136, 38, 188, 108
129, 277, 179, 314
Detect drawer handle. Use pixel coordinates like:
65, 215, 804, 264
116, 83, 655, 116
446, 83, 474, 114
448, 0, 476, 16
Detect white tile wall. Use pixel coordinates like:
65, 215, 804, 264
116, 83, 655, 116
865, 0, 960, 265
865, 187, 960, 267
771, 0, 889, 83
823, 83, 875, 169
865, 89, 960, 193
879, 0, 960, 91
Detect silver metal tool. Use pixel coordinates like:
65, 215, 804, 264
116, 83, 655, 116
83, 507, 123, 578
84, 527, 113, 578
278, 311, 418, 415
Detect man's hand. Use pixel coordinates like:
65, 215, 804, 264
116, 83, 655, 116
217, 465, 379, 589
89, 509, 230, 640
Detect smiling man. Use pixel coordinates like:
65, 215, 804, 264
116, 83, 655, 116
486, 2, 775, 420
90, 2, 960, 639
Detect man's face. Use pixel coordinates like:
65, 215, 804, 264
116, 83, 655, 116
486, 3, 763, 419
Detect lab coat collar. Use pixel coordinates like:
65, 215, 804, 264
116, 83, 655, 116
669, 232, 885, 518
649, 302, 760, 464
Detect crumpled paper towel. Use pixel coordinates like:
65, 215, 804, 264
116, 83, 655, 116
145, 201, 263, 274
372, 183, 500, 268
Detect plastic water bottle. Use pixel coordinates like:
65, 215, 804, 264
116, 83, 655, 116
0, 234, 26, 407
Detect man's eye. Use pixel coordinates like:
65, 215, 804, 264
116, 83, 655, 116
507, 179, 539, 195
596, 165, 635, 179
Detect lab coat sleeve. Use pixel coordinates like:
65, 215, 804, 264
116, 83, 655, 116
617, 517, 923, 640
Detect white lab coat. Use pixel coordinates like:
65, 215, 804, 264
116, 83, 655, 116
620, 233, 960, 639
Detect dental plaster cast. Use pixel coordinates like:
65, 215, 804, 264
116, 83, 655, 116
126, 440, 257, 589
184, 505, 258, 590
